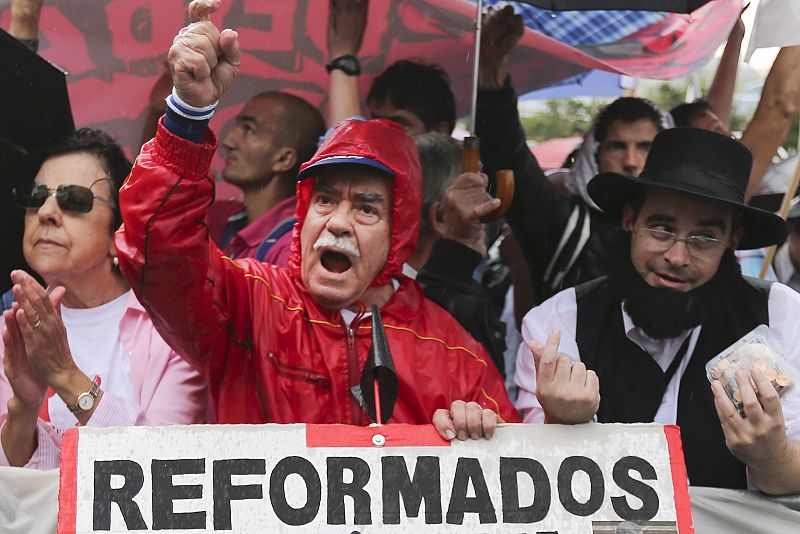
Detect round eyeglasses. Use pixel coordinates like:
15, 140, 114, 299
632, 227, 727, 260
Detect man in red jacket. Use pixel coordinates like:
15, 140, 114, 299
115, 0, 519, 439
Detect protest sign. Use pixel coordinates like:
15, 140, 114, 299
58, 423, 691, 533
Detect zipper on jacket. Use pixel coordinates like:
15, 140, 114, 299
346, 306, 367, 425
267, 352, 331, 387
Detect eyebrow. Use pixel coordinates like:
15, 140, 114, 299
645, 214, 675, 225
354, 192, 385, 204
645, 214, 727, 232
313, 183, 339, 196
603, 140, 627, 149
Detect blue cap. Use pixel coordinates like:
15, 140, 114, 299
297, 155, 395, 180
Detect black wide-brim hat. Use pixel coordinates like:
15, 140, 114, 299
588, 128, 787, 250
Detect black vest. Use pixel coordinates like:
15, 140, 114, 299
575, 276, 771, 489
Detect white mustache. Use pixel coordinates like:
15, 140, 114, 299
313, 233, 360, 259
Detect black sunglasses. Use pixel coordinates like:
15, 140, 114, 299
14, 178, 116, 214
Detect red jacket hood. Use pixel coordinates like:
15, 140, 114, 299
289, 119, 422, 287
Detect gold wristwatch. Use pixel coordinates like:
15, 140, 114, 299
67, 379, 101, 415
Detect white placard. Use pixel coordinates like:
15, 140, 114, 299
58, 423, 692, 533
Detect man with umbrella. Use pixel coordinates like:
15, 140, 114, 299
515, 127, 800, 494
114, 0, 519, 438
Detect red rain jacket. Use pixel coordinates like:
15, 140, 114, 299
115, 121, 519, 425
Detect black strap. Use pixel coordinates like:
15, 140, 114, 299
662, 334, 693, 386
219, 211, 247, 250
543, 203, 590, 292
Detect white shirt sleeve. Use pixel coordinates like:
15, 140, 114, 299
767, 283, 800, 441
513, 288, 582, 423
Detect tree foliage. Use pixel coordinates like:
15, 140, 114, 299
519, 81, 798, 151
520, 99, 608, 142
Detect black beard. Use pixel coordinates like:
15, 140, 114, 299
605, 231, 743, 340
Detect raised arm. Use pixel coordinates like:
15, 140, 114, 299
9, 0, 42, 42
326, 0, 368, 126
476, 5, 573, 291
705, 11, 745, 127
115, 0, 244, 373
741, 46, 800, 200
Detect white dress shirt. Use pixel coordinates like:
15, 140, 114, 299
514, 282, 800, 443
773, 244, 800, 294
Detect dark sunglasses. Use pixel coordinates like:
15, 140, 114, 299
14, 178, 116, 213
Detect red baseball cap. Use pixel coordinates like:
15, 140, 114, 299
298, 119, 408, 179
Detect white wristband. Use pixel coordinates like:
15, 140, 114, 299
165, 88, 218, 121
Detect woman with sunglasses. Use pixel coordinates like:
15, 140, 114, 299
0, 128, 207, 469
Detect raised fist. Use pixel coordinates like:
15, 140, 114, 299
167, 0, 241, 108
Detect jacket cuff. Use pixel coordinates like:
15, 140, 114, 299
152, 117, 218, 178
477, 76, 517, 113
423, 239, 482, 284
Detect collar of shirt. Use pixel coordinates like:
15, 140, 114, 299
621, 302, 697, 371
227, 196, 297, 254
340, 278, 400, 328
402, 262, 418, 280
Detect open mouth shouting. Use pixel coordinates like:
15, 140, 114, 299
314, 234, 360, 276
321, 250, 353, 274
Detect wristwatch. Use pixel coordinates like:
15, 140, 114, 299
67, 379, 101, 415
326, 55, 361, 76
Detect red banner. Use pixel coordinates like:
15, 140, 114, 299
0, 0, 739, 172
0, 0, 613, 167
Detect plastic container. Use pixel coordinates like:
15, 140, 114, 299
705, 325, 798, 416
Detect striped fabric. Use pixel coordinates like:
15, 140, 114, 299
481, 1, 666, 45
165, 87, 218, 121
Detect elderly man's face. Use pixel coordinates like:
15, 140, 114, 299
597, 118, 659, 177
300, 166, 393, 310
623, 187, 739, 293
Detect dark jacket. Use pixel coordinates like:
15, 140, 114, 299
418, 239, 507, 376
477, 79, 616, 303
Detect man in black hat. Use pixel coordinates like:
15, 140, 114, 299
514, 128, 800, 494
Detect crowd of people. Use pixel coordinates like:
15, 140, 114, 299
3, 0, 800, 506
